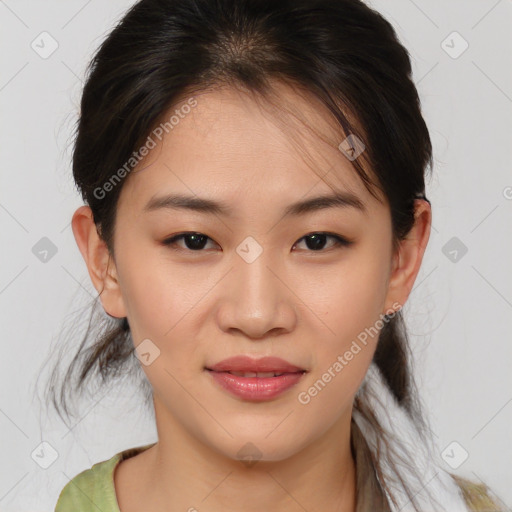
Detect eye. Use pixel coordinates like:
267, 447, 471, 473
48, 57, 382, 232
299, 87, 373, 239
292, 232, 353, 252
162, 231, 352, 253
162, 232, 218, 252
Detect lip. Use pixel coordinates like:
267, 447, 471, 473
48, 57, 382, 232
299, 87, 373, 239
206, 355, 306, 373
205, 356, 307, 402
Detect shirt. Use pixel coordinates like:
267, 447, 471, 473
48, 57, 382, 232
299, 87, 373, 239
55, 443, 156, 512
54, 441, 504, 512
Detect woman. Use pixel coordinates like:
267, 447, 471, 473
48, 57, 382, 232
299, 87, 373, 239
49, 0, 504, 510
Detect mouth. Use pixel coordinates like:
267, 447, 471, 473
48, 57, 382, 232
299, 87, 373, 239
205, 355, 308, 375
205, 369, 306, 377
204, 356, 308, 401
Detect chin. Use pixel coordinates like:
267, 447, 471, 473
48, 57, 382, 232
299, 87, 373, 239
203, 431, 309, 466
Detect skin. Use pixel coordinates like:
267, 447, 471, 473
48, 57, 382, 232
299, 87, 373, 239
72, 82, 431, 512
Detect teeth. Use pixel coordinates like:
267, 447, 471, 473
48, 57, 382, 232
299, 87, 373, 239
228, 371, 285, 377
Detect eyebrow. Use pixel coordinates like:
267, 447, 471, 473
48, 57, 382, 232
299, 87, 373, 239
143, 191, 367, 217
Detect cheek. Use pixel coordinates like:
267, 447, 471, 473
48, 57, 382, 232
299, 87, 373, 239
116, 252, 208, 401
298, 248, 391, 345
294, 243, 391, 400
115, 243, 210, 341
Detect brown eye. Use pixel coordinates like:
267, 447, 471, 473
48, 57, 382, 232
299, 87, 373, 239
162, 231, 352, 254
162, 232, 217, 251
293, 232, 352, 252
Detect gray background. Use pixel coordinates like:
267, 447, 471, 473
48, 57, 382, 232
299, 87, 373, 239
1, 0, 511, 510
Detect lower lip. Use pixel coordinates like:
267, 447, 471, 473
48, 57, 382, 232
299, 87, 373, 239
206, 370, 305, 401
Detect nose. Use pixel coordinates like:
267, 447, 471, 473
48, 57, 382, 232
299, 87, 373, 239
215, 249, 298, 340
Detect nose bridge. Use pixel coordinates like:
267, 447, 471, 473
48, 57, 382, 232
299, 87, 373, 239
235, 237, 281, 310
217, 237, 297, 337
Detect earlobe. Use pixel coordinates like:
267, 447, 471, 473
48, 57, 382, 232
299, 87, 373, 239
71, 205, 127, 318
383, 199, 432, 313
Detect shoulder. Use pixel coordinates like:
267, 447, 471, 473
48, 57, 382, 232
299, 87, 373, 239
450, 474, 508, 512
54, 443, 156, 512
54, 452, 122, 512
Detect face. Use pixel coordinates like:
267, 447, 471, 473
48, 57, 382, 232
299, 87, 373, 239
75, 82, 430, 463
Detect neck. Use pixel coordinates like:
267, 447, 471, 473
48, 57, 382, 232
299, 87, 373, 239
140, 398, 358, 512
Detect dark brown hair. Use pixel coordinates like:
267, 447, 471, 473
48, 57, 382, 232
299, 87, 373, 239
42, 0, 445, 509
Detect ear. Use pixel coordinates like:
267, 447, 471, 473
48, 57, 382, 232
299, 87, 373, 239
71, 205, 127, 319
383, 199, 432, 314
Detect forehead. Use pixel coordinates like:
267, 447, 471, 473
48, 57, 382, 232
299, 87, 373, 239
118, 83, 383, 217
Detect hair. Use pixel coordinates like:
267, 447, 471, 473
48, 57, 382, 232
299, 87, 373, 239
42, 0, 445, 509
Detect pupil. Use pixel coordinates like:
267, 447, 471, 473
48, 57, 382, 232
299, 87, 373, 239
185, 233, 208, 250
182, 233, 329, 251
305, 234, 327, 250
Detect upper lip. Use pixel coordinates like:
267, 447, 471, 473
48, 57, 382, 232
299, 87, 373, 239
206, 356, 306, 373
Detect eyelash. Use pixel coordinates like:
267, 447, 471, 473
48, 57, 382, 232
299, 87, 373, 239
161, 231, 353, 254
